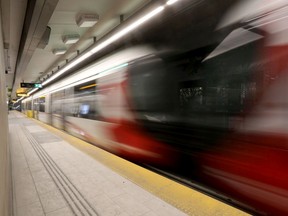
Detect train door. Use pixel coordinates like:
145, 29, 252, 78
32, 98, 39, 120
63, 80, 100, 141
51, 90, 65, 130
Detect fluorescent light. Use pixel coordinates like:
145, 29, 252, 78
16, 96, 24, 103
32, 45, 155, 98
42, 51, 93, 86
28, 88, 38, 96
34, 4, 169, 91
49, 63, 128, 94
91, 6, 165, 54
166, 0, 178, 5
40, 6, 164, 88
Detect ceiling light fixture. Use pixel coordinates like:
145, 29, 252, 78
27, 88, 38, 96
52, 48, 67, 55
166, 0, 179, 5
27, 3, 179, 96
41, 5, 164, 87
76, 14, 99, 27
62, 34, 80, 44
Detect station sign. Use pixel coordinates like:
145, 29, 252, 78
17, 93, 28, 97
20, 82, 42, 88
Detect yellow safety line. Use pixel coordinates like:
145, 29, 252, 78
33, 117, 251, 216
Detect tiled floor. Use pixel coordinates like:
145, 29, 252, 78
9, 112, 187, 216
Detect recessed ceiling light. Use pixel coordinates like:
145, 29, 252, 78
76, 14, 99, 27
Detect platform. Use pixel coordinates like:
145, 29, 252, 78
8, 111, 250, 216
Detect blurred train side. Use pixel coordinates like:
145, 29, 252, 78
21, 1, 288, 215
22, 47, 180, 165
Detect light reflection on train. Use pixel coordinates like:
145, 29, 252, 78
22, 1, 288, 215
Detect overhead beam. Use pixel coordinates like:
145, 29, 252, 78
11, 0, 59, 98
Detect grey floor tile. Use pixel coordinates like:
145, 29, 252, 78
141, 212, 159, 216
29, 162, 46, 173
83, 171, 107, 185
31, 131, 61, 144
16, 201, 44, 216
35, 179, 58, 195
100, 181, 126, 199
143, 197, 187, 216
26, 153, 42, 165
97, 204, 131, 216
46, 207, 74, 216
112, 193, 151, 216
90, 193, 116, 209
39, 190, 67, 213
15, 181, 39, 208
12, 158, 29, 173
122, 183, 151, 204
82, 186, 104, 200
13, 168, 31, 184
31, 169, 52, 183
26, 125, 45, 133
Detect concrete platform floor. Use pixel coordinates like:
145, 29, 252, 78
8, 111, 250, 216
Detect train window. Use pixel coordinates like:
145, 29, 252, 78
65, 80, 98, 120
179, 39, 261, 130
26, 101, 32, 110
39, 96, 45, 112
52, 90, 64, 115
128, 57, 174, 113
179, 85, 203, 112
79, 104, 89, 115
95, 70, 133, 122
33, 98, 39, 111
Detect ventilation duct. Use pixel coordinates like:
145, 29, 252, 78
37, 26, 51, 49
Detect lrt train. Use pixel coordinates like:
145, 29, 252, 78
22, 2, 288, 216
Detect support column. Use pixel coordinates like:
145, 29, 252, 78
0, 12, 11, 216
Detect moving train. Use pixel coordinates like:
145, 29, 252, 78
21, 1, 288, 215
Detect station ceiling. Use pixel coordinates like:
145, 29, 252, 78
2, 0, 260, 101
1, 0, 150, 100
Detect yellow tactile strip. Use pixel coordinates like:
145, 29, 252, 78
34, 118, 250, 216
